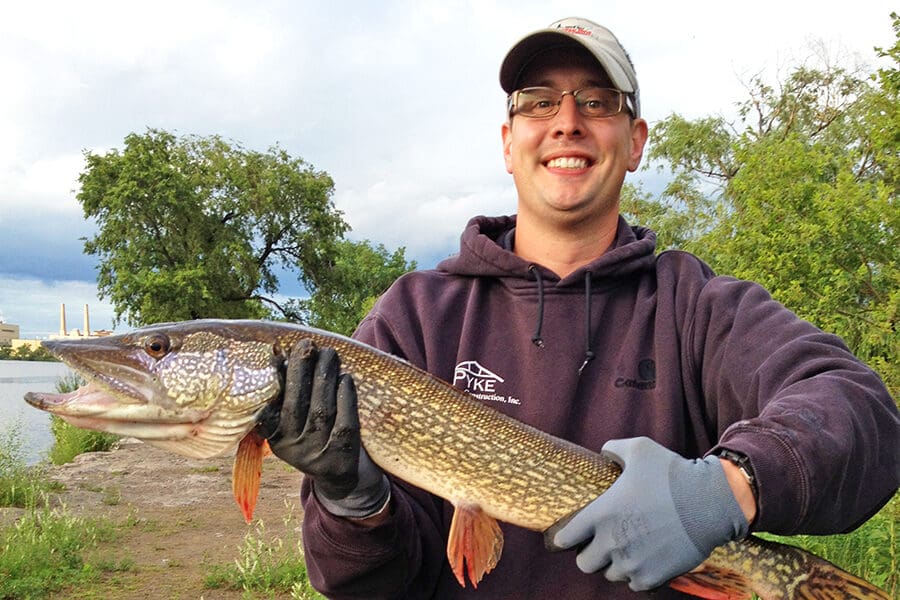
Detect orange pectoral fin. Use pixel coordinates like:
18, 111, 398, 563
446, 503, 504, 588
232, 429, 270, 523
668, 568, 752, 600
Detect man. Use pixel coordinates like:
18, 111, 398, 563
262, 18, 900, 599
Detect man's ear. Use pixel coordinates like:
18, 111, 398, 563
502, 121, 513, 174
627, 118, 649, 173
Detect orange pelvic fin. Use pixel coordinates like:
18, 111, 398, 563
232, 429, 271, 523
446, 503, 504, 588
668, 567, 752, 600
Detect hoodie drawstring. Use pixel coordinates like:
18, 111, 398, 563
529, 265, 596, 373
528, 265, 545, 348
579, 270, 596, 374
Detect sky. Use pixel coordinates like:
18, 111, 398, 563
1, 0, 895, 338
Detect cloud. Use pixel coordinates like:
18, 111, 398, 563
337, 180, 517, 264
0, 0, 896, 339
0, 277, 116, 339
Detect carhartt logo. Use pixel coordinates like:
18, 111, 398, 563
615, 359, 657, 390
453, 361, 520, 405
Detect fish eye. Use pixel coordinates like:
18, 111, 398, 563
144, 334, 171, 359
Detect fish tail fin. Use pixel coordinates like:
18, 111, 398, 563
232, 429, 270, 523
446, 503, 504, 588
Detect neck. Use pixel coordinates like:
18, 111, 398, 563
513, 213, 619, 278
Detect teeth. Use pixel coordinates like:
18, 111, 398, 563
546, 157, 589, 169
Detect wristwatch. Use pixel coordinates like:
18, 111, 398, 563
717, 448, 758, 501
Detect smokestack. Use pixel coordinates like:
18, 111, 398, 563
83, 304, 90, 336
60, 303, 67, 336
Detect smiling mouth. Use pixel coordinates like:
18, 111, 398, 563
545, 157, 591, 169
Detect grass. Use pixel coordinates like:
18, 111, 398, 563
0, 419, 63, 508
0, 503, 119, 599
0, 506, 114, 599
204, 505, 325, 600
0, 418, 122, 599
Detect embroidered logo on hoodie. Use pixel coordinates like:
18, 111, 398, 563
453, 360, 521, 405
614, 358, 657, 390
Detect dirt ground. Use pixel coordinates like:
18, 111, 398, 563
23, 439, 309, 599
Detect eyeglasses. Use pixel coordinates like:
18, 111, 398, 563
507, 86, 633, 119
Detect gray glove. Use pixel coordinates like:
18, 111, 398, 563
257, 339, 389, 519
548, 437, 748, 591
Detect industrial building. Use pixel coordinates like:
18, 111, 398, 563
1, 304, 113, 351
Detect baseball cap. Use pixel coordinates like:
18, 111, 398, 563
499, 17, 640, 117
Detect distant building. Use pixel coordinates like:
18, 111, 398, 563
0, 322, 19, 346
11, 339, 42, 352
48, 303, 113, 340
2, 304, 113, 352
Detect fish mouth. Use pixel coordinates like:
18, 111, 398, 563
24, 383, 211, 441
24, 337, 212, 441
24, 324, 276, 458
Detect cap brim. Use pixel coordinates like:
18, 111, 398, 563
500, 29, 637, 96
500, 31, 586, 93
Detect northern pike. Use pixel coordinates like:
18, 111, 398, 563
24, 319, 890, 599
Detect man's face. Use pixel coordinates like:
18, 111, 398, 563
502, 47, 647, 229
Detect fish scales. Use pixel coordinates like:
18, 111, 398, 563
24, 319, 891, 599
268, 325, 621, 530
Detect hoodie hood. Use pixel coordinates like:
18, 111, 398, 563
438, 215, 659, 372
438, 214, 658, 286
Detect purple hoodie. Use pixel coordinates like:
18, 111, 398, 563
299, 215, 900, 599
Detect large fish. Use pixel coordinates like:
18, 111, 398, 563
24, 319, 889, 599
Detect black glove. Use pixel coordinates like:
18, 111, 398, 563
257, 339, 389, 518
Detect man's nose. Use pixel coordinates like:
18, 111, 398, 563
552, 94, 584, 137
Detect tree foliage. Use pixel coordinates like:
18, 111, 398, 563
0, 345, 56, 361
286, 239, 415, 336
625, 14, 900, 398
77, 129, 414, 329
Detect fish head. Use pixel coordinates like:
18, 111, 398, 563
25, 320, 285, 458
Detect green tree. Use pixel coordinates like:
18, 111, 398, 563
0, 345, 57, 361
630, 15, 899, 398
626, 19, 900, 595
78, 129, 350, 326
286, 239, 416, 336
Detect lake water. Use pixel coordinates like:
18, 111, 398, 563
0, 360, 74, 464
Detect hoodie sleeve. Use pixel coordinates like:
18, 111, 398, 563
691, 276, 899, 535
298, 309, 448, 599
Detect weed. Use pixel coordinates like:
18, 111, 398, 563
0, 419, 61, 508
94, 556, 137, 573
0, 503, 117, 599
204, 505, 325, 599
102, 485, 122, 506
191, 465, 221, 474
79, 481, 104, 493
